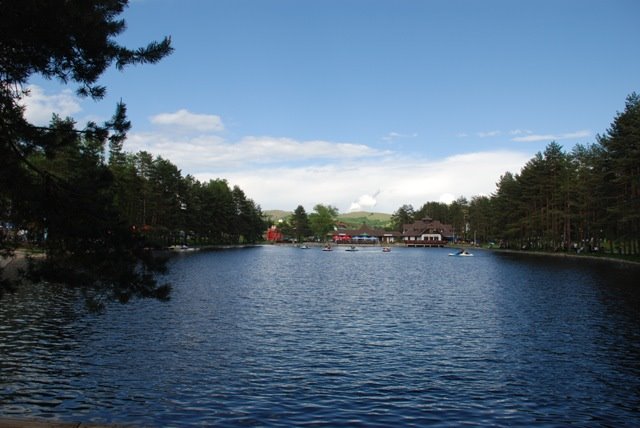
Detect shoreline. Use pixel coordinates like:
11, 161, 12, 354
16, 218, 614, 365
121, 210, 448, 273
0, 418, 130, 428
3, 245, 638, 284
482, 247, 640, 266
0, 249, 40, 282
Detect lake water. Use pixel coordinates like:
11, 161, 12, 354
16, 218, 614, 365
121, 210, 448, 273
1, 246, 639, 427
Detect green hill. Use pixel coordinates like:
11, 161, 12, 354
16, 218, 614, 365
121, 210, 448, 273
264, 209, 393, 229
337, 211, 393, 229
263, 209, 291, 222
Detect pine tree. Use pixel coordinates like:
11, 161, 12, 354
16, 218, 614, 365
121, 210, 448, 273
291, 205, 311, 243
598, 93, 640, 254
0, 0, 172, 303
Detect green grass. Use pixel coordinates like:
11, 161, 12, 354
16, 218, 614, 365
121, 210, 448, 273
337, 211, 393, 229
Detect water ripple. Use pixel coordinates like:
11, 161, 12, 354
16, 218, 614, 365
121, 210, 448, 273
1, 247, 639, 426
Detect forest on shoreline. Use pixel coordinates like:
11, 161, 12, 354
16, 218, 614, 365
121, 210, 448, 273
402, 93, 640, 257
270, 93, 640, 260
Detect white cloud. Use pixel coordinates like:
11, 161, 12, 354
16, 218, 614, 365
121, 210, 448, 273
477, 130, 501, 138
512, 129, 590, 142
194, 150, 531, 213
382, 131, 418, 142
349, 191, 380, 212
125, 133, 389, 170
128, 113, 531, 214
15, 89, 533, 214
509, 129, 533, 136
439, 193, 456, 204
239, 136, 387, 161
20, 85, 82, 125
150, 109, 224, 132
126, 133, 228, 169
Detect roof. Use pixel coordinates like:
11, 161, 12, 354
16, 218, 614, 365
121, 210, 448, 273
402, 218, 454, 237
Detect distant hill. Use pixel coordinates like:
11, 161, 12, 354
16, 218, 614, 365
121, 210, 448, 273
263, 209, 291, 222
263, 209, 393, 229
337, 211, 393, 229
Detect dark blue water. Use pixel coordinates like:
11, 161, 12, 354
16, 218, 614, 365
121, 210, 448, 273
1, 246, 639, 426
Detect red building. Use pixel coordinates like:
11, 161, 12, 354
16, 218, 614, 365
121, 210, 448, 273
266, 225, 283, 242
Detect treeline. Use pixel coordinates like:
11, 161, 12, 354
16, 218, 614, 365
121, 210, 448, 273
390, 200, 469, 238
0, 0, 262, 304
271, 204, 338, 243
3, 114, 266, 249
391, 93, 640, 255
109, 142, 265, 248
1, 107, 265, 303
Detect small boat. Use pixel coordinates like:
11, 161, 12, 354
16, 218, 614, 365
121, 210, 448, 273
322, 245, 333, 251
172, 244, 196, 252
382, 247, 391, 252
299, 244, 310, 249
345, 246, 358, 252
449, 249, 473, 257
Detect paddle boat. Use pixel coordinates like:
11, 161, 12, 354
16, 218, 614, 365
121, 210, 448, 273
449, 248, 473, 257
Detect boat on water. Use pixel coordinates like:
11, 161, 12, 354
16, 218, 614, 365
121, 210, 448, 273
449, 249, 473, 257
171, 244, 197, 252
345, 246, 358, 252
299, 244, 310, 249
382, 247, 391, 252
322, 245, 333, 251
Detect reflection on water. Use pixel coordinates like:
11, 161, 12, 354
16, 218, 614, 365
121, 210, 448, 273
1, 247, 639, 426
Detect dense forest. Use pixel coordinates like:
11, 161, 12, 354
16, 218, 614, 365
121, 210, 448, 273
391, 93, 640, 256
0, 0, 264, 304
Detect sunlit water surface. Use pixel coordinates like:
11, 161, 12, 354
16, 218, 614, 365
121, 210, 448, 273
1, 246, 639, 426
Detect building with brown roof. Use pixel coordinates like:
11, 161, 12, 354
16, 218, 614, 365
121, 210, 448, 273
332, 223, 402, 244
402, 217, 453, 245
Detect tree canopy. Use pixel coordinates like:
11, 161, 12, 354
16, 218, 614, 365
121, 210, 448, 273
392, 93, 640, 256
309, 204, 339, 241
0, 1, 265, 305
0, 0, 172, 100
291, 205, 311, 243
390, 204, 415, 232
1, 0, 173, 303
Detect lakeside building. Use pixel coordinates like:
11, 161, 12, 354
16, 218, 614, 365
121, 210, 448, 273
265, 217, 455, 246
332, 223, 402, 244
401, 217, 453, 247
265, 225, 283, 242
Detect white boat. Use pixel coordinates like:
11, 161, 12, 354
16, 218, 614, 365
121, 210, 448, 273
345, 246, 358, 252
299, 244, 310, 249
172, 245, 196, 252
322, 245, 333, 251
382, 247, 391, 252
449, 249, 473, 257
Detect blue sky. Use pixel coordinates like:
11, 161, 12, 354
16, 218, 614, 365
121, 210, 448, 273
23, 0, 640, 213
